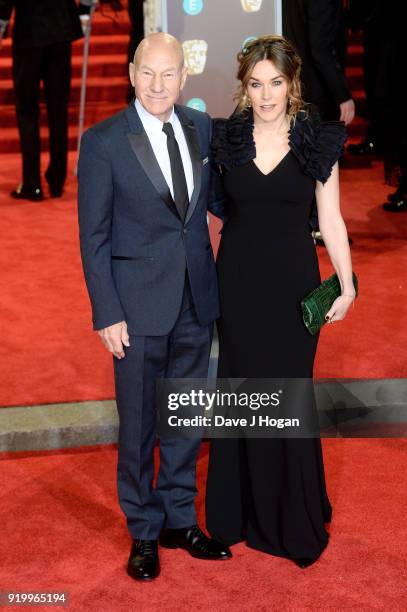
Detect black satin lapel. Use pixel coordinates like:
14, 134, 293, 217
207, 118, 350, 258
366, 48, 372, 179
182, 122, 202, 224
126, 132, 180, 220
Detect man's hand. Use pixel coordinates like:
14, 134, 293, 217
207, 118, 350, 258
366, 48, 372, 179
97, 321, 130, 359
339, 99, 355, 125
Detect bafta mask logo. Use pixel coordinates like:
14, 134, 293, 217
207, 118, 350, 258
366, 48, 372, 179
183, 40, 208, 75
241, 0, 263, 12
183, 0, 203, 15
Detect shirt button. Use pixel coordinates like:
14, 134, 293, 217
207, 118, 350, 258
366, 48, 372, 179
183, 228, 187, 234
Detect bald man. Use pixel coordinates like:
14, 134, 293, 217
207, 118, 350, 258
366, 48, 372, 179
78, 33, 230, 581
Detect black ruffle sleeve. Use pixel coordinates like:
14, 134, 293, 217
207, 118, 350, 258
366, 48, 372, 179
289, 112, 347, 184
211, 113, 255, 170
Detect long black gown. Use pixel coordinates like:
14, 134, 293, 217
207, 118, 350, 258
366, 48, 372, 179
206, 109, 347, 562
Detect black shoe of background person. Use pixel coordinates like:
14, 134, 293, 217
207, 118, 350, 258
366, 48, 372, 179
45, 177, 63, 198
127, 539, 160, 581
10, 184, 44, 202
387, 188, 405, 203
49, 187, 63, 198
313, 230, 353, 247
160, 525, 232, 560
45, 169, 64, 198
382, 195, 407, 212
347, 139, 382, 156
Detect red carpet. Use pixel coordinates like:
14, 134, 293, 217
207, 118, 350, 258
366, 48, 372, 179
0, 17, 405, 612
1, 440, 406, 610
0, 151, 406, 407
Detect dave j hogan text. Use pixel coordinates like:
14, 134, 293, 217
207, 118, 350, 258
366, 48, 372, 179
168, 415, 300, 429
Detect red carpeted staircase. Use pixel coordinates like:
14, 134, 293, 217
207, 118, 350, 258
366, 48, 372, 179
0, 7, 131, 153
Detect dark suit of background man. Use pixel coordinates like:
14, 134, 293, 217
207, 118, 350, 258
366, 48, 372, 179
78, 33, 230, 582
127, 0, 144, 102
283, 0, 354, 242
0, 0, 93, 201
283, 0, 354, 123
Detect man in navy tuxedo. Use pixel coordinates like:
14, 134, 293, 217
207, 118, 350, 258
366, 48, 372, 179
78, 33, 230, 581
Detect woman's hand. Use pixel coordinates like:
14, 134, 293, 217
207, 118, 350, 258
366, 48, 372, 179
325, 294, 355, 324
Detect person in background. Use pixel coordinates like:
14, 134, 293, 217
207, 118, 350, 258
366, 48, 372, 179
0, 0, 94, 201
378, 1, 406, 212
346, 0, 384, 157
383, 169, 407, 213
127, 0, 144, 103
283, 0, 355, 244
346, 0, 406, 211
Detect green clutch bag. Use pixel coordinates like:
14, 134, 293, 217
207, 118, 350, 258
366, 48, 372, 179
301, 272, 358, 335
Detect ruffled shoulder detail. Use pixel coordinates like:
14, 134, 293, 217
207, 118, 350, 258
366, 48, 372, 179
289, 110, 347, 184
211, 111, 255, 170
211, 108, 347, 181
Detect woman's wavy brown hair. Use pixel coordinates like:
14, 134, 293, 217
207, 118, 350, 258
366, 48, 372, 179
235, 35, 306, 122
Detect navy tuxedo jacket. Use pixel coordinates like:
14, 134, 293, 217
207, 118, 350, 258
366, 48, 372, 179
78, 102, 225, 335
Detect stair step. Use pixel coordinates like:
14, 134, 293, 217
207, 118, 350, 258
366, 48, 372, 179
1, 9, 130, 36
348, 44, 363, 56
0, 102, 127, 129
0, 125, 81, 154
0, 76, 128, 105
348, 31, 363, 45
347, 44, 363, 67
350, 89, 365, 103
347, 116, 367, 138
85, 13, 131, 36
0, 54, 129, 80
0, 100, 129, 152
346, 66, 364, 89
79, 33, 129, 56
0, 34, 129, 58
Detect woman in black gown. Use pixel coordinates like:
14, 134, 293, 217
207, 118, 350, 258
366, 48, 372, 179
205, 36, 356, 568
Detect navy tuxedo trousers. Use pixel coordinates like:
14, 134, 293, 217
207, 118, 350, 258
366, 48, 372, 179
113, 277, 212, 539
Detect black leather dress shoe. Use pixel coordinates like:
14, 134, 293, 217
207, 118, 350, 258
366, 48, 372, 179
160, 525, 232, 560
127, 539, 160, 581
382, 195, 407, 212
10, 185, 44, 202
347, 139, 382, 156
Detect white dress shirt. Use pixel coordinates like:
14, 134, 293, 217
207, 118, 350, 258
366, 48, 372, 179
135, 98, 194, 201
